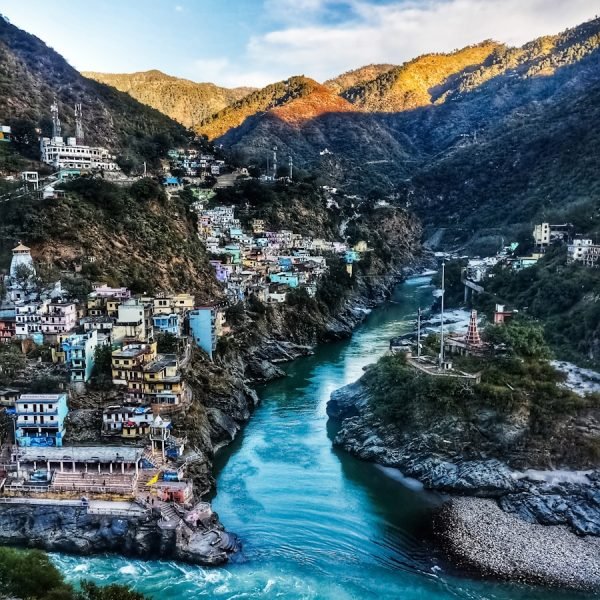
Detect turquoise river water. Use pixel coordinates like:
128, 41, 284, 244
53, 276, 586, 599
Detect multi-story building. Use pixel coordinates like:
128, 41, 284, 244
15, 302, 45, 339
102, 405, 153, 437
568, 239, 600, 267
189, 305, 226, 360
15, 393, 68, 448
112, 298, 153, 343
111, 342, 158, 397
149, 293, 194, 316
40, 136, 120, 171
0, 309, 16, 343
153, 313, 180, 336
142, 355, 187, 408
61, 330, 99, 383
41, 301, 77, 335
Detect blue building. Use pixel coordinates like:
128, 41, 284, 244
153, 313, 180, 336
278, 257, 293, 270
15, 393, 68, 447
270, 272, 299, 288
344, 250, 360, 264
189, 306, 223, 359
61, 330, 98, 383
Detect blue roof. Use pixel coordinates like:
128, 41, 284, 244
164, 177, 180, 184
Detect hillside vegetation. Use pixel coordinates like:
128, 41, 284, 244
0, 178, 221, 300
84, 70, 254, 129
0, 16, 188, 168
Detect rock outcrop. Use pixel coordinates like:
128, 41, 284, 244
0, 500, 238, 566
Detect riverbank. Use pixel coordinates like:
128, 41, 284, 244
434, 497, 600, 591
327, 350, 600, 589
0, 498, 238, 566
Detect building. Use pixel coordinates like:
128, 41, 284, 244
6, 242, 37, 303
40, 136, 120, 171
533, 222, 572, 250
102, 405, 153, 437
568, 239, 600, 267
0, 388, 19, 407
0, 309, 16, 343
111, 342, 157, 393
15, 393, 68, 448
444, 310, 487, 357
189, 305, 226, 360
61, 330, 99, 383
153, 313, 180, 336
113, 298, 153, 343
142, 354, 187, 408
0, 125, 11, 142
15, 302, 45, 340
41, 301, 78, 336
532, 223, 551, 247
150, 293, 194, 316
252, 219, 265, 234
493, 304, 516, 325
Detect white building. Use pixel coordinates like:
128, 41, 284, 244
568, 239, 600, 267
40, 136, 120, 171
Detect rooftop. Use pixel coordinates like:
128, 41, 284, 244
16, 445, 144, 463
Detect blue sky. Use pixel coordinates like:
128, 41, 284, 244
0, 0, 598, 88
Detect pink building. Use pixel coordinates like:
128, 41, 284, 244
41, 301, 78, 334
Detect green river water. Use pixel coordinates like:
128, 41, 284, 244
53, 276, 586, 599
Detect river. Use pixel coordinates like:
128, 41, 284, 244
53, 276, 584, 599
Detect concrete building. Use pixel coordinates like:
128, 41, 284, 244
189, 305, 225, 360
61, 330, 99, 383
40, 137, 119, 171
6, 242, 37, 303
113, 298, 153, 343
41, 301, 78, 335
568, 239, 600, 267
0, 309, 16, 343
15, 393, 68, 448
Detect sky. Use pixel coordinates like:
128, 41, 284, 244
0, 0, 598, 88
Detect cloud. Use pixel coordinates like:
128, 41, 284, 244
207, 0, 599, 86
174, 5, 183, 12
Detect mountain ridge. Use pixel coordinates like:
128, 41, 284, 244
83, 69, 255, 129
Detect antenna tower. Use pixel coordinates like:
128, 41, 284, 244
272, 145, 277, 179
288, 155, 293, 180
74, 103, 84, 143
51, 98, 61, 138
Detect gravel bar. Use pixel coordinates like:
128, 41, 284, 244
434, 497, 600, 591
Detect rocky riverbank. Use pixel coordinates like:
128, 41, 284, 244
434, 497, 600, 591
0, 499, 238, 566
327, 371, 600, 588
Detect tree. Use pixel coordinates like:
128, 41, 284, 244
156, 332, 178, 354
485, 318, 551, 360
130, 178, 166, 203
0, 345, 26, 384
77, 581, 148, 600
91, 345, 113, 390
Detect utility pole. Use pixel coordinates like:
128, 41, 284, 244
417, 307, 422, 358
272, 145, 278, 179
439, 262, 445, 366
289, 155, 293, 180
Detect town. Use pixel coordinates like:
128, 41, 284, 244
0, 102, 369, 534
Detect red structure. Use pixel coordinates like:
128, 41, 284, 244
464, 310, 482, 346
0, 314, 16, 343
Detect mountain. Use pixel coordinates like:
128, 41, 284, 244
324, 64, 395, 95
197, 76, 356, 141
197, 17, 600, 241
339, 42, 502, 111
83, 70, 254, 129
0, 15, 188, 166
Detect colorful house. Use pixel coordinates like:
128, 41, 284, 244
189, 305, 225, 360
153, 313, 180, 336
270, 272, 299, 288
61, 330, 99, 383
15, 393, 68, 447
